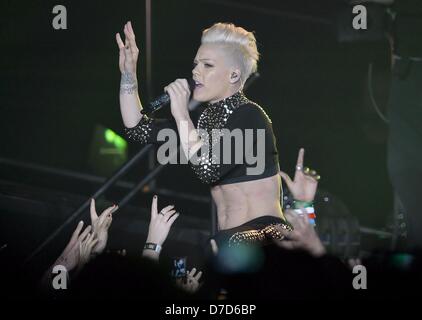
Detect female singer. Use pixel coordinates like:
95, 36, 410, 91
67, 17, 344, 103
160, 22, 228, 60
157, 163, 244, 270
116, 22, 318, 247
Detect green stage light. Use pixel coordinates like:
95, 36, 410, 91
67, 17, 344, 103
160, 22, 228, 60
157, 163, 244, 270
89, 125, 128, 176
105, 129, 116, 144
114, 136, 127, 151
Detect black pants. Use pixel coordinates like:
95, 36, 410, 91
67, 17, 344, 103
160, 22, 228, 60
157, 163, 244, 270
211, 215, 288, 247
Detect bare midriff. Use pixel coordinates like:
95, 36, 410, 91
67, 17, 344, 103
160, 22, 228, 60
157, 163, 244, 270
211, 174, 284, 230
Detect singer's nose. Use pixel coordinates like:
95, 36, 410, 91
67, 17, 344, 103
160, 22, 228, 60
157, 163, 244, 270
192, 65, 199, 77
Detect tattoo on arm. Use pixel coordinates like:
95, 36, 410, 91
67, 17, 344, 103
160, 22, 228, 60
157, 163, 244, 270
120, 72, 138, 95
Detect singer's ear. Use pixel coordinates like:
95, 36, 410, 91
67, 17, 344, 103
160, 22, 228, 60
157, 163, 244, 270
229, 69, 241, 84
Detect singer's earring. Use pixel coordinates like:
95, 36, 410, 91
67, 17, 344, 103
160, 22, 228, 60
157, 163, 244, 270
230, 72, 239, 83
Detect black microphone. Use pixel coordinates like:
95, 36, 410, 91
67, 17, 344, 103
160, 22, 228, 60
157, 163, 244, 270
141, 78, 196, 116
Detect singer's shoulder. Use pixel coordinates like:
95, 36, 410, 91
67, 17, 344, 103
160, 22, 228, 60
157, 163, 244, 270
232, 100, 273, 126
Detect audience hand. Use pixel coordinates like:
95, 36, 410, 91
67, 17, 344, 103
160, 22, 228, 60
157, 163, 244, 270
279, 148, 320, 203
55, 222, 92, 272
90, 199, 118, 255
274, 209, 326, 257
146, 195, 179, 246
176, 268, 203, 294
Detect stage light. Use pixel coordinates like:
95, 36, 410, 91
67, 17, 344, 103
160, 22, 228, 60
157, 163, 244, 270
89, 125, 128, 176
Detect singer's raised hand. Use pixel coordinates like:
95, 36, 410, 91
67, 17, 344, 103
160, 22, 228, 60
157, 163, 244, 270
116, 21, 139, 75
116, 21, 143, 128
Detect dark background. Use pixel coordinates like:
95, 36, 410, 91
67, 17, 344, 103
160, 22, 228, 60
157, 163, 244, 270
0, 0, 394, 263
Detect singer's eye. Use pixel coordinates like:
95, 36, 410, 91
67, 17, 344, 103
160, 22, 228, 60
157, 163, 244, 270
204, 63, 213, 68
192, 62, 198, 68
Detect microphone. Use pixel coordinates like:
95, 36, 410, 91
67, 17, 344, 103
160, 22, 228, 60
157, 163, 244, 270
141, 78, 196, 116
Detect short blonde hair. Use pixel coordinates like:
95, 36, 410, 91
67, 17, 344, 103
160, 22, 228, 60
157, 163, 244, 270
201, 22, 259, 84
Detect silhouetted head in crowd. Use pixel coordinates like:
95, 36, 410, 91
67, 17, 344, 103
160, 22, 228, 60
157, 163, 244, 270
71, 253, 188, 300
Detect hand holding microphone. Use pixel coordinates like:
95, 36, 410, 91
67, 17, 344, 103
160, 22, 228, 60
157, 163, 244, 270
141, 78, 195, 117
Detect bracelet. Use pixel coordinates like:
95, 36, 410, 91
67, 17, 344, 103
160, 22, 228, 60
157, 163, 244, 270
293, 206, 317, 227
292, 200, 314, 209
294, 207, 315, 214
144, 242, 162, 253
294, 209, 317, 220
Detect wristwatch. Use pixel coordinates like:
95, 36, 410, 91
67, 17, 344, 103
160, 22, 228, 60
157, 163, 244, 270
144, 242, 162, 253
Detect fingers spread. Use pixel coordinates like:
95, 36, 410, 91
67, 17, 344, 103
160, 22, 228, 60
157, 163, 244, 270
125, 23, 134, 39
124, 23, 138, 55
116, 33, 124, 49
279, 171, 293, 188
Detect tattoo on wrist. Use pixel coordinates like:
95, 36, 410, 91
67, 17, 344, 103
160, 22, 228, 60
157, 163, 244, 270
120, 72, 138, 95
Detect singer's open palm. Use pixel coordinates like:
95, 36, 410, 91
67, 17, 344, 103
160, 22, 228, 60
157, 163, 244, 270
115, 21, 139, 75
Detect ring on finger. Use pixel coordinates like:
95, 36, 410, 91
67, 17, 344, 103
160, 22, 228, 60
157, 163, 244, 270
303, 168, 313, 176
305, 169, 321, 181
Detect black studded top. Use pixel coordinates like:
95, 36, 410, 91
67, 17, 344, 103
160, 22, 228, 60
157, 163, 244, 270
124, 91, 280, 186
